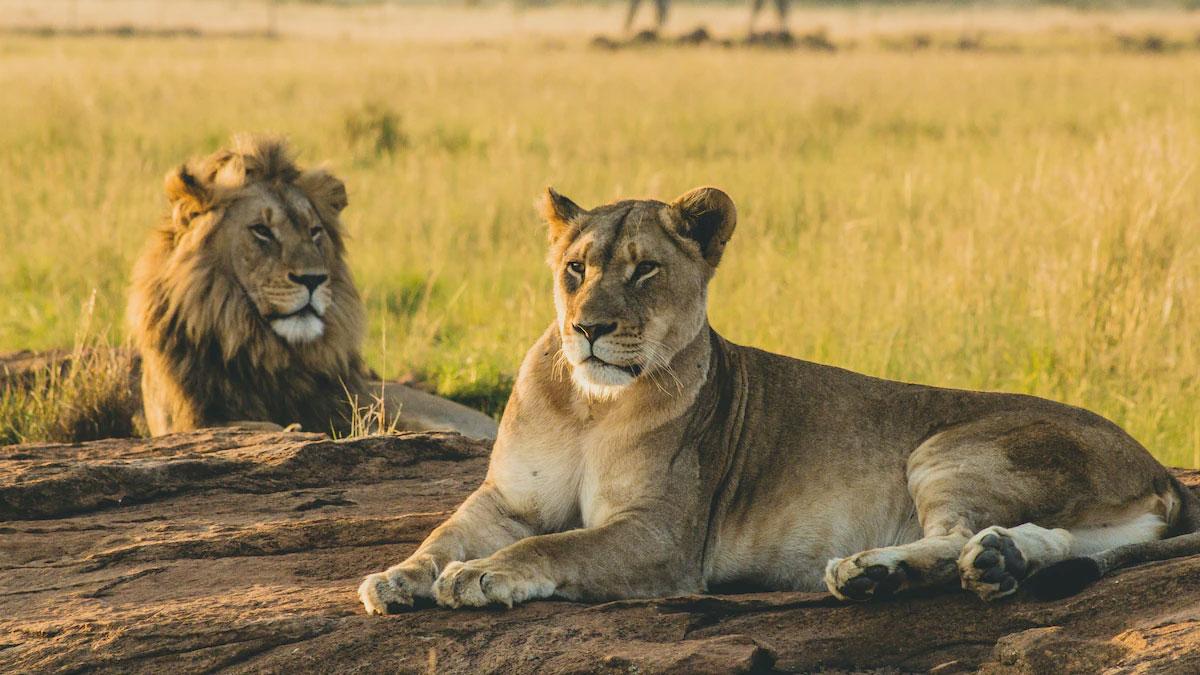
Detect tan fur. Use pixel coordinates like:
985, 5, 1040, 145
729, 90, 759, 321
359, 186, 1191, 613
130, 135, 498, 440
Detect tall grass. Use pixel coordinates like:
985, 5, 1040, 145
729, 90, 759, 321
0, 27, 1196, 465
0, 293, 138, 444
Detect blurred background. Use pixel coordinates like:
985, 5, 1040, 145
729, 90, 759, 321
0, 1, 1197, 466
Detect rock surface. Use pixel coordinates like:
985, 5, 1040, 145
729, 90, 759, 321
2, 430, 1199, 673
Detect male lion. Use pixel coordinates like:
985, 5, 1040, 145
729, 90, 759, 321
128, 135, 497, 440
359, 186, 1199, 612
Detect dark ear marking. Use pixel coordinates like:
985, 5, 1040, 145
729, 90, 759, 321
540, 187, 585, 242
670, 186, 737, 268
297, 170, 348, 217
178, 166, 202, 193
163, 163, 212, 229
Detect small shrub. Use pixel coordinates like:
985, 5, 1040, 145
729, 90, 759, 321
954, 33, 984, 51
676, 26, 712, 46
429, 124, 481, 155
798, 29, 837, 52
343, 101, 407, 158
1117, 33, 1171, 53
881, 32, 933, 51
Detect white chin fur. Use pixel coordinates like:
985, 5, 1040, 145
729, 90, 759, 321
571, 360, 635, 401
271, 314, 325, 344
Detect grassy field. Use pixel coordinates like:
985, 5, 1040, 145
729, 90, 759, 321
1, 3, 1198, 466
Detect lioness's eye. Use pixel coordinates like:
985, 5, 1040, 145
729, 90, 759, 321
249, 224, 275, 242
567, 261, 585, 277
633, 261, 660, 282
310, 226, 323, 241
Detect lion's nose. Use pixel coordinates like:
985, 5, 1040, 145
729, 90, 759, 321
573, 322, 617, 344
288, 273, 328, 293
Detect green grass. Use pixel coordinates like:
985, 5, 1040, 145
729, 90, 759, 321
0, 31, 1197, 466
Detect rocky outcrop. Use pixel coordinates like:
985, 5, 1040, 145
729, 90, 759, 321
2, 430, 1198, 673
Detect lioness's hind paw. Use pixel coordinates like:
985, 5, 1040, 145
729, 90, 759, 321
959, 527, 1027, 601
825, 553, 907, 601
358, 572, 412, 615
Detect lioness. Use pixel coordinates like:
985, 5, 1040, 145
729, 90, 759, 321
128, 135, 497, 440
359, 186, 1199, 612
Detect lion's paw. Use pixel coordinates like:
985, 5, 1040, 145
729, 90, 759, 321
432, 559, 554, 609
825, 549, 908, 601
958, 527, 1028, 601
358, 571, 413, 615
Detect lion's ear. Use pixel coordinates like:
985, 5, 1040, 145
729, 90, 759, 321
540, 187, 584, 242
670, 186, 737, 268
297, 169, 348, 225
164, 164, 211, 228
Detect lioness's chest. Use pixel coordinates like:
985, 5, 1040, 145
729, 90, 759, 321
577, 425, 647, 529
495, 430, 643, 531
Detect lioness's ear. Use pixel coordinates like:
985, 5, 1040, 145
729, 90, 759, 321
670, 186, 737, 267
540, 187, 584, 242
296, 169, 349, 225
164, 164, 211, 228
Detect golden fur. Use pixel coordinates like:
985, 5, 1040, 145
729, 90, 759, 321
128, 135, 368, 435
360, 185, 1199, 613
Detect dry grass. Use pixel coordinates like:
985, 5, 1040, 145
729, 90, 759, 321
0, 4, 1197, 466
339, 382, 405, 439
0, 294, 139, 444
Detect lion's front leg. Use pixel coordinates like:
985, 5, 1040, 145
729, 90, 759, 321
432, 514, 696, 609
358, 483, 536, 614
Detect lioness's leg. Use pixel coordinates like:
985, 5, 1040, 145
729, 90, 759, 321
432, 514, 696, 608
828, 413, 1176, 602
957, 523, 1072, 601
833, 518, 1145, 602
824, 514, 1078, 601
825, 518, 969, 601
960, 509, 1171, 601
358, 483, 535, 614
825, 426, 1025, 601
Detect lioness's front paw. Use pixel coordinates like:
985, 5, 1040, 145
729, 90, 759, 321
358, 558, 438, 615
958, 527, 1028, 602
825, 550, 908, 601
431, 559, 554, 609
358, 571, 412, 615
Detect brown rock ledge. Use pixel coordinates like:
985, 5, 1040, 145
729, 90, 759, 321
1, 430, 1198, 673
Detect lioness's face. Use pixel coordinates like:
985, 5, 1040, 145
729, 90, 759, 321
216, 183, 336, 344
541, 187, 737, 400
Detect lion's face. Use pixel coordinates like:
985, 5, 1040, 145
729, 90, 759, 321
541, 187, 737, 400
130, 136, 369, 435
136, 135, 363, 364
214, 181, 336, 344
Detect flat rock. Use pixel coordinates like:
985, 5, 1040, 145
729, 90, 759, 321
1, 430, 1198, 673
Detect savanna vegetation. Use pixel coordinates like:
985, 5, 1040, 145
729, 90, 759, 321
0, 1, 1197, 466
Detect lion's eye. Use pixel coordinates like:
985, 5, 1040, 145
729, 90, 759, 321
566, 261, 585, 278
249, 224, 275, 242
633, 261, 660, 283
310, 226, 323, 242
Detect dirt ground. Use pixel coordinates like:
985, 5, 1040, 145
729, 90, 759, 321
2, 429, 1199, 673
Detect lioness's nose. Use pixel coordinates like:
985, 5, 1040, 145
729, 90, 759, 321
573, 322, 617, 343
289, 273, 328, 293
